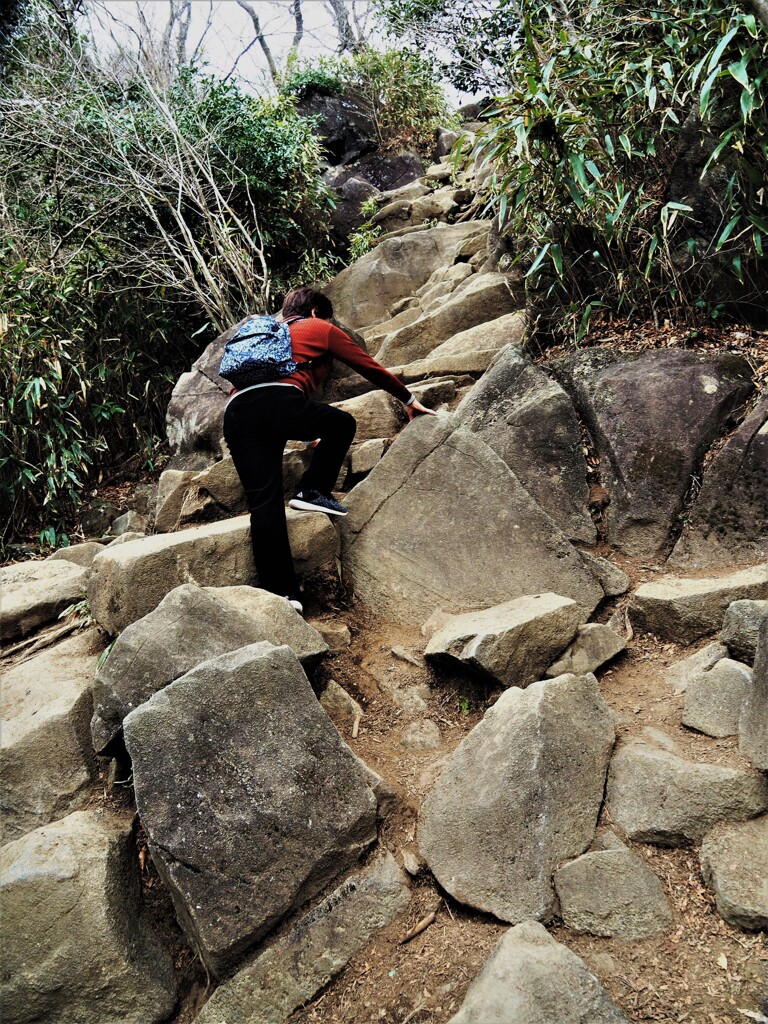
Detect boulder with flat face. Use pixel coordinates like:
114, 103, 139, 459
325, 221, 490, 332
457, 345, 595, 544
740, 616, 768, 769
0, 810, 176, 1024
605, 732, 768, 844
700, 816, 768, 930
721, 599, 768, 665
0, 560, 89, 643
553, 348, 754, 557
91, 584, 327, 753
446, 921, 628, 1024
123, 642, 378, 975
375, 274, 519, 367
682, 657, 752, 738
1, 630, 101, 842
418, 673, 614, 923
631, 564, 768, 644
341, 415, 602, 626
546, 623, 627, 678
88, 512, 338, 635
671, 392, 768, 569
424, 593, 583, 688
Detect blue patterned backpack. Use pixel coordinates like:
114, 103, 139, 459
219, 315, 308, 389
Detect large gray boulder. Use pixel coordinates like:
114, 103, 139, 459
386, 311, 526, 383
553, 348, 754, 557
88, 512, 338, 634
632, 564, 768, 644
553, 847, 673, 939
325, 221, 490, 331
1, 630, 100, 843
0, 560, 89, 643
0, 810, 176, 1024
446, 921, 628, 1024
605, 733, 768, 845
47, 541, 105, 568
721, 599, 768, 664
671, 392, 768, 569
333, 390, 403, 441
123, 642, 377, 975
700, 816, 768, 930
457, 345, 595, 544
681, 657, 752, 737
196, 853, 410, 1024
91, 584, 327, 754
341, 415, 603, 626
740, 615, 768, 769
375, 274, 518, 367
664, 641, 729, 693
424, 593, 583, 687
546, 623, 626, 678
419, 673, 614, 923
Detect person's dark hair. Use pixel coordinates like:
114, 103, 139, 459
281, 287, 333, 320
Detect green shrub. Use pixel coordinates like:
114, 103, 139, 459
474, 0, 768, 341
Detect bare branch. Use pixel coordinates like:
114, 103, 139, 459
290, 0, 304, 57
235, 0, 279, 84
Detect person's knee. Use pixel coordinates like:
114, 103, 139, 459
336, 409, 356, 442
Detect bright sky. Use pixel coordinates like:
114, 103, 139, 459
84, 0, 385, 95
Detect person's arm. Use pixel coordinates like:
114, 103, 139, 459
326, 324, 436, 417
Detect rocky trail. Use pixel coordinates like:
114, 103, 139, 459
1, 142, 766, 1024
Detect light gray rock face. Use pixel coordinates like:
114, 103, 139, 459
721, 599, 768, 664
547, 624, 626, 678
447, 921, 628, 1024
350, 438, 390, 475
632, 564, 768, 644
401, 719, 442, 750
387, 311, 527, 383
605, 734, 768, 845
333, 391, 403, 441
375, 274, 519, 367
553, 348, 754, 557
196, 853, 410, 1024
419, 674, 615, 923
457, 345, 595, 544
1, 631, 100, 843
47, 541, 105, 567
91, 584, 327, 753
425, 594, 583, 688
109, 510, 147, 536
320, 679, 363, 734
0, 560, 89, 642
88, 511, 338, 634
153, 468, 197, 532
664, 641, 729, 694
740, 616, 768, 769
0, 810, 176, 1024
671, 392, 768, 569
700, 816, 768, 930
325, 221, 490, 331
123, 642, 377, 975
341, 416, 603, 626
682, 657, 752, 737
554, 848, 673, 939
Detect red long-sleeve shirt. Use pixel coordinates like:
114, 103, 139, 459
281, 318, 413, 404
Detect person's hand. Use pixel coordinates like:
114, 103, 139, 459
405, 398, 438, 420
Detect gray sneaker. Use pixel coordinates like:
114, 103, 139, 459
289, 489, 348, 517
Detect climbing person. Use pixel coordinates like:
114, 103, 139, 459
222, 285, 436, 615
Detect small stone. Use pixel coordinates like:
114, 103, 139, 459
682, 658, 752, 737
392, 645, 421, 667
312, 620, 352, 652
664, 641, 729, 693
320, 680, 363, 731
700, 815, 768, 930
401, 719, 441, 750
402, 850, 423, 876
546, 623, 626, 677
581, 554, 631, 597
554, 848, 673, 939
721, 599, 768, 664
109, 510, 147, 536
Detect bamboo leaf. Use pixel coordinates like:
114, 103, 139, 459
716, 214, 741, 249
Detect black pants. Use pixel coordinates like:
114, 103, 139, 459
222, 385, 356, 599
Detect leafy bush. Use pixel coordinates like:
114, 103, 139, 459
477, 0, 768, 340
280, 46, 455, 155
0, 1, 334, 550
